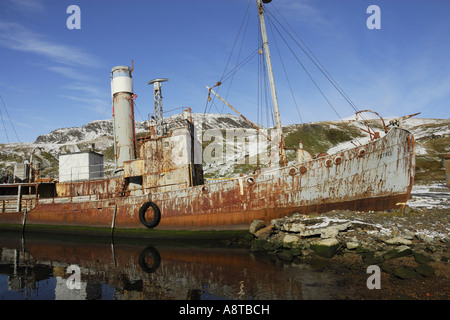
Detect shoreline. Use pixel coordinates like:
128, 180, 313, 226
241, 207, 449, 300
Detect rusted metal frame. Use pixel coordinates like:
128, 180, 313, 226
359, 127, 381, 141
56, 178, 124, 201
355, 109, 388, 134
140, 120, 190, 143
207, 86, 272, 143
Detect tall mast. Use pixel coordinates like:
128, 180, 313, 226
256, 0, 287, 167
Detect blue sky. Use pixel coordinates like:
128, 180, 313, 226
0, 0, 449, 143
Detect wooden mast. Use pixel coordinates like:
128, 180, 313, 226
256, 0, 287, 167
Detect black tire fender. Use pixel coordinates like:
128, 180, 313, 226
138, 246, 161, 273
138, 201, 161, 229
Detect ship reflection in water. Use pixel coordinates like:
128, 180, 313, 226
0, 232, 343, 300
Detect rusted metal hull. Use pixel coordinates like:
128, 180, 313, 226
0, 127, 415, 231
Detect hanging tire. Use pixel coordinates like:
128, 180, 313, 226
139, 201, 161, 229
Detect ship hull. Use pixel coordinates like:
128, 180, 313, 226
0, 127, 415, 231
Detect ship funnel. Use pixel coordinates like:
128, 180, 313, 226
111, 65, 137, 170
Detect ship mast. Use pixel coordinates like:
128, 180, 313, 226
256, 0, 287, 167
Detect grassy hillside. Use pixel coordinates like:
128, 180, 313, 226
414, 134, 449, 183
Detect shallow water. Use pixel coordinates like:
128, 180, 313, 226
0, 231, 346, 300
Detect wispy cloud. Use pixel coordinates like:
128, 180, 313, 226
0, 20, 108, 120
2, 0, 46, 13
272, 0, 328, 25
0, 22, 99, 67
61, 95, 110, 116
48, 66, 94, 82
64, 84, 105, 97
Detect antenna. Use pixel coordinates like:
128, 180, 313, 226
148, 78, 169, 137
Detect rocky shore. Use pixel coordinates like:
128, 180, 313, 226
242, 208, 449, 300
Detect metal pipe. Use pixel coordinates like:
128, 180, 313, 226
207, 86, 272, 142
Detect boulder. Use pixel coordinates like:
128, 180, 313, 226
402, 231, 416, 240
383, 245, 413, 260
384, 237, 412, 245
263, 240, 282, 252
413, 252, 432, 264
277, 250, 294, 262
300, 221, 350, 238
416, 233, 435, 245
392, 267, 420, 279
250, 239, 268, 252
358, 249, 383, 265
283, 234, 299, 245
250, 220, 266, 234
415, 264, 435, 277
320, 227, 339, 239
254, 225, 274, 239
310, 238, 341, 258
346, 241, 359, 250
284, 221, 306, 233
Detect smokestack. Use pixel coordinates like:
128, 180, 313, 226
111, 65, 137, 170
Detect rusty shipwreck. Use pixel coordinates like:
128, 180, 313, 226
0, 0, 415, 231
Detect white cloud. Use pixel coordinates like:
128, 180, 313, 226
60, 95, 110, 115
47, 66, 94, 82
0, 22, 100, 68
3, 0, 45, 13
65, 84, 105, 97
270, 0, 328, 25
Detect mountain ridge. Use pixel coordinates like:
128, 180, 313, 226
0, 114, 448, 182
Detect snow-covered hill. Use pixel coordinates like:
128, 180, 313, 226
0, 114, 448, 182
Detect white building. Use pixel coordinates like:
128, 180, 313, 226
59, 151, 104, 183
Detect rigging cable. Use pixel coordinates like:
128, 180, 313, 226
267, 7, 375, 131
271, 5, 360, 112
0, 101, 8, 143
203, 0, 253, 117
266, 13, 304, 124
0, 95, 21, 143
266, 14, 343, 122
220, 0, 253, 114
266, 6, 367, 145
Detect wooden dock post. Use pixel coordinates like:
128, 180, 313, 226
17, 184, 22, 212
22, 209, 27, 234
111, 204, 117, 237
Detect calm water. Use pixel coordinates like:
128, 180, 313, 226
0, 231, 345, 301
